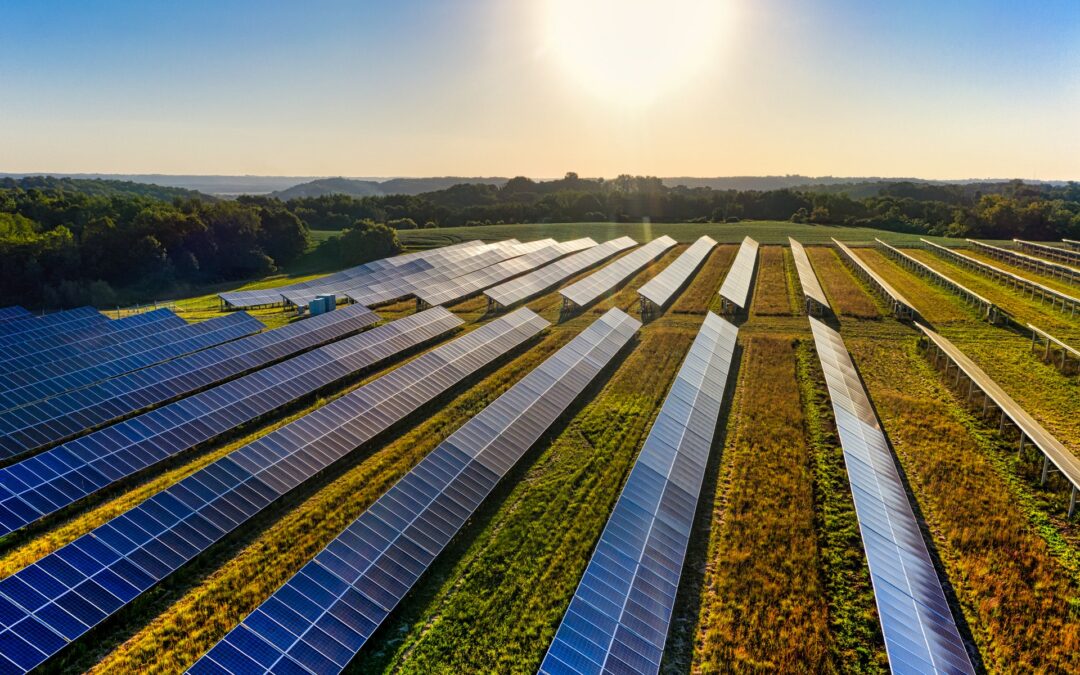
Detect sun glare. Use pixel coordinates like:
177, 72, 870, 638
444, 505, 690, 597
542, 0, 727, 106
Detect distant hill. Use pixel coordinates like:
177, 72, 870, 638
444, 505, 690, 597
0, 175, 214, 201
270, 176, 509, 199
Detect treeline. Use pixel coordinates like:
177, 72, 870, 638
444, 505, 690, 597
281, 173, 1080, 240
0, 185, 398, 308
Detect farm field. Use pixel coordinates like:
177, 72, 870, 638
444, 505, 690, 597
3, 227, 1079, 675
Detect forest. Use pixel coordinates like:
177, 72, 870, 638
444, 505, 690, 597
2, 174, 1078, 308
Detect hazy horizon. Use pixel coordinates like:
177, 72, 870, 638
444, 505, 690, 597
3, 0, 1078, 179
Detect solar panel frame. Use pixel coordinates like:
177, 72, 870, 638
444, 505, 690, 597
484, 237, 637, 310
0, 305, 378, 458
0, 313, 266, 413
540, 312, 737, 675
788, 238, 831, 315
0, 308, 552, 674
832, 239, 919, 320
189, 308, 637, 675
560, 237, 677, 310
808, 317, 973, 675
1014, 239, 1080, 266
637, 236, 717, 314
968, 239, 1080, 284
717, 236, 760, 313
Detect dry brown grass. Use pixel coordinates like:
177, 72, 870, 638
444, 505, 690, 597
806, 246, 882, 318
751, 246, 793, 316
671, 245, 737, 315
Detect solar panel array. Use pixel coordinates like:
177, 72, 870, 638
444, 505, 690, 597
341, 239, 547, 308
541, 312, 737, 675
637, 236, 717, 313
0, 306, 378, 458
0, 308, 473, 537
218, 241, 483, 309
874, 240, 1004, 324
415, 239, 596, 308
0, 307, 31, 324
484, 237, 637, 310
0, 308, 550, 673
1065, 238, 1080, 251
917, 323, 1080, 516
922, 239, 1080, 316
832, 239, 918, 320
717, 236, 760, 313
967, 239, 1080, 284
788, 238, 831, 315
561, 237, 677, 310
1014, 239, 1080, 267
190, 308, 638, 675
0, 313, 265, 413
808, 317, 974, 674
0, 307, 108, 344
0, 309, 187, 372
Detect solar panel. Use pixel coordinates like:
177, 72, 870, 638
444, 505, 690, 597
1014, 239, 1080, 267
0, 309, 188, 375
0, 305, 378, 458
788, 238, 831, 315
874, 240, 1003, 324
540, 312, 737, 675
0, 308, 550, 674
561, 237, 676, 310
637, 236, 717, 314
218, 241, 484, 309
484, 237, 637, 310
0, 313, 266, 413
922, 239, 1080, 316
415, 239, 596, 308
969, 239, 1080, 283
808, 317, 974, 674
717, 236, 759, 313
0, 308, 471, 537
832, 239, 918, 320
0, 307, 108, 342
286, 240, 513, 309
0, 307, 32, 324
188, 308, 638, 675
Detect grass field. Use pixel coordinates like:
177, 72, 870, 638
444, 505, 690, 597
11, 223, 1080, 674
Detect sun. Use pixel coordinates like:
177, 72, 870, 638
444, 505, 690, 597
542, 0, 728, 106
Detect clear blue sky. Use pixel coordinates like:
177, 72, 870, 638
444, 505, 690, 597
1, 0, 1077, 179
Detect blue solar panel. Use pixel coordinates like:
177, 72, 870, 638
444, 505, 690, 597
0, 307, 32, 324
0, 308, 550, 674
540, 312, 737, 675
0, 307, 108, 341
191, 308, 640, 675
808, 318, 973, 674
0, 306, 377, 458
0, 308, 471, 537
0, 313, 264, 413
0, 308, 187, 374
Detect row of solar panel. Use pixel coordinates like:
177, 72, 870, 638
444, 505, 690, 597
0, 306, 376, 458
415, 239, 596, 307
219, 240, 483, 308
291, 239, 516, 308
969, 239, 1080, 283
0, 307, 109, 344
832, 239, 919, 320
191, 308, 639, 675
1015, 238, 1080, 267
0, 308, 551, 673
0, 312, 266, 414
484, 237, 637, 309
0, 306, 448, 537
344, 239, 555, 308
808, 317, 973, 674
0, 308, 187, 371
788, 238, 831, 313
560, 237, 677, 309
541, 311, 738, 675
637, 236, 716, 311
717, 236, 759, 313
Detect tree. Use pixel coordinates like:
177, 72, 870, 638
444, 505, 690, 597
336, 220, 402, 266
258, 207, 309, 265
